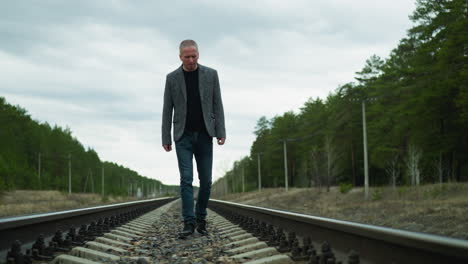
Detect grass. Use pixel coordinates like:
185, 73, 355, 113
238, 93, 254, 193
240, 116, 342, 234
0, 190, 136, 217
216, 183, 468, 240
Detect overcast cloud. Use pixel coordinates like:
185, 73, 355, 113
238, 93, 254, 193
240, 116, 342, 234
0, 1, 415, 185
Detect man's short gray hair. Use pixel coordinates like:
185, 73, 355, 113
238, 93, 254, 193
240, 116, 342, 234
179, 39, 198, 54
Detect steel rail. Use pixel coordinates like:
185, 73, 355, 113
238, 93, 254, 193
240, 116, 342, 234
209, 199, 468, 264
0, 197, 175, 258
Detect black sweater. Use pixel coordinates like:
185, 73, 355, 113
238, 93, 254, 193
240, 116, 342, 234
183, 68, 207, 133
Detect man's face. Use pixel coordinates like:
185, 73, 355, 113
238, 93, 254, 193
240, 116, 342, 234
179, 46, 199, 71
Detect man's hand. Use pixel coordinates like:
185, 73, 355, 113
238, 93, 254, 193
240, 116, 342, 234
217, 138, 225, 145
163, 144, 172, 152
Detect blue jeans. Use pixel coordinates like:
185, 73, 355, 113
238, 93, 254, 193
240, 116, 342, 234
175, 130, 213, 224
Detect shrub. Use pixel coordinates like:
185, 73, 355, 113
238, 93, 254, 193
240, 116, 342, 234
339, 183, 353, 194
371, 189, 383, 201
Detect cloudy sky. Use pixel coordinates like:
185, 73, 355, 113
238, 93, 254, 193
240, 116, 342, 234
1, 1, 415, 186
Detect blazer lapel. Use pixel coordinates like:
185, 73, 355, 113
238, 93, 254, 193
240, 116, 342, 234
176, 66, 187, 102
198, 64, 207, 100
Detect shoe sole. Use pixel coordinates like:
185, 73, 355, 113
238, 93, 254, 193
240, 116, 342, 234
178, 232, 194, 239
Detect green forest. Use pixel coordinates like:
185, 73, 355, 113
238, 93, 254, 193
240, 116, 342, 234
0, 97, 173, 197
213, 0, 468, 195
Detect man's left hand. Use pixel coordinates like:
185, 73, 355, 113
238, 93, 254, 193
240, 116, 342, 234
217, 138, 225, 145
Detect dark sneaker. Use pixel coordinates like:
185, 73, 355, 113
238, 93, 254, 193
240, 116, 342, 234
178, 222, 195, 239
196, 219, 208, 235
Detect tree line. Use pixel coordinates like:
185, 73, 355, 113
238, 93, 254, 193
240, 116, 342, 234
0, 97, 175, 197
212, 0, 467, 196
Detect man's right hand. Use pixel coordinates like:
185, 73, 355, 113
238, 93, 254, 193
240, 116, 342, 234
163, 144, 172, 152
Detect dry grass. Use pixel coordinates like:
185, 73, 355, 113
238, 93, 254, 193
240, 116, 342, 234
216, 183, 468, 240
0, 190, 136, 217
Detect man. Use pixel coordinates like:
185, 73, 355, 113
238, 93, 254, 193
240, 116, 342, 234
161, 39, 226, 238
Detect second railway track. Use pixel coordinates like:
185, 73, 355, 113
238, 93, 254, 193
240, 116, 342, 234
2, 198, 468, 264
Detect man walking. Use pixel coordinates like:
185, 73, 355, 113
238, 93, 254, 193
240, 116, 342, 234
161, 39, 226, 238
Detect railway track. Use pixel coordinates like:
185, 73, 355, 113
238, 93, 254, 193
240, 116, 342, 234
0, 197, 175, 263
1, 198, 468, 263
209, 199, 468, 264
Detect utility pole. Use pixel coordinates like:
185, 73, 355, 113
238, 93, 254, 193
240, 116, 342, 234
242, 165, 245, 193
101, 166, 105, 197
91, 170, 94, 193
38, 152, 41, 186
362, 101, 369, 200
279, 135, 314, 192
350, 98, 375, 200
68, 153, 72, 194
283, 139, 288, 192
234, 167, 238, 193
257, 153, 262, 191
224, 177, 228, 195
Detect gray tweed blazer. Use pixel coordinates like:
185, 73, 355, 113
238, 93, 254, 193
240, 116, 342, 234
161, 64, 226, 145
